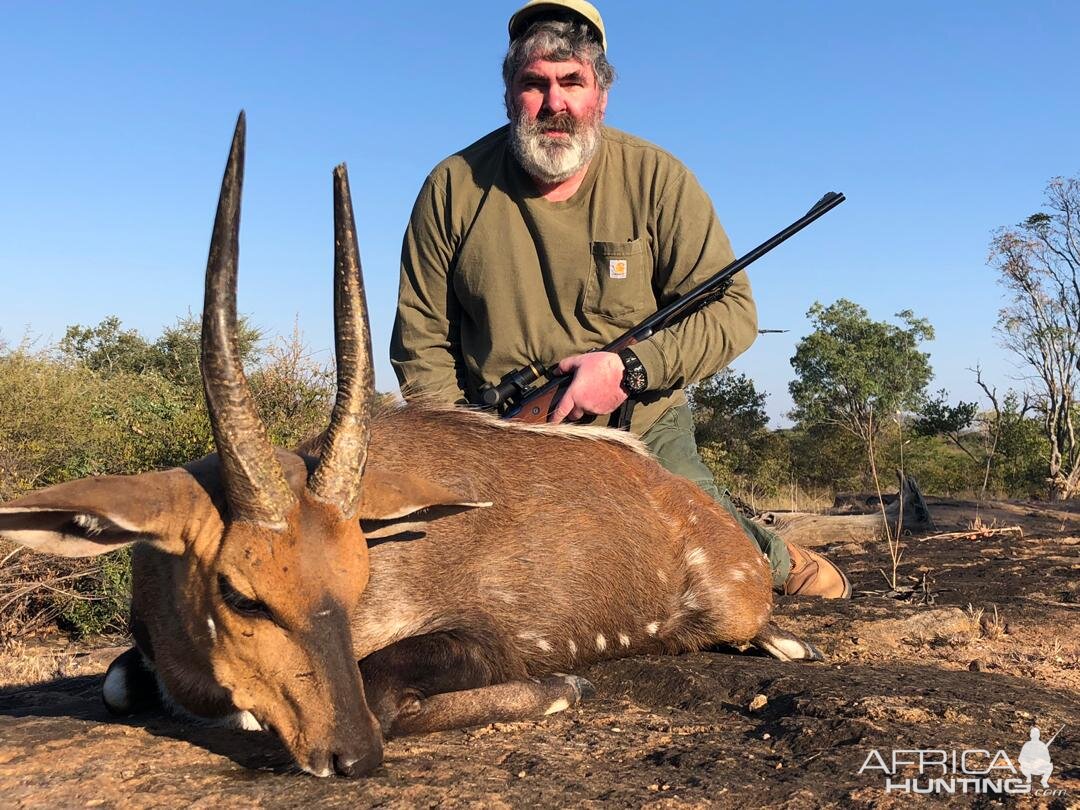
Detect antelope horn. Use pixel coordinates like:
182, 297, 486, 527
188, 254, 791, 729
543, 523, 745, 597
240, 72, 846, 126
308, 164, 374, 519
201, 111, 297, 527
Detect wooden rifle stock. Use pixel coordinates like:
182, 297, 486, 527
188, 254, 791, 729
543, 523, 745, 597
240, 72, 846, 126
502, 335, 639, 424
485, 192, 846, 425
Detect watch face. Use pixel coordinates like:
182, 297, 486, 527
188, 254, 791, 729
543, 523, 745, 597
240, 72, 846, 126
619, 349, 647, 394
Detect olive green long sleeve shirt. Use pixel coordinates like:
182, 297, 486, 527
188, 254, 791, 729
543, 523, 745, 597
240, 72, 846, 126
390, 125, 758, 435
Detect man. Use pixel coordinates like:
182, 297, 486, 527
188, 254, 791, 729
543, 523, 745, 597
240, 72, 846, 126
391, 0, 849, 598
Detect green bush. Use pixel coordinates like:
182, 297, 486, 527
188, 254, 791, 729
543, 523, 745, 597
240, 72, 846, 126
57, 548, 133, 639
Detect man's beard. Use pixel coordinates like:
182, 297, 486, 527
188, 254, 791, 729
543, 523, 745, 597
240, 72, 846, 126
509, 107, 602, 186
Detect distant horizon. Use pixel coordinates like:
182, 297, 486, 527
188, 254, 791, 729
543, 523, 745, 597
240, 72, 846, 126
2, 2, 1076, 425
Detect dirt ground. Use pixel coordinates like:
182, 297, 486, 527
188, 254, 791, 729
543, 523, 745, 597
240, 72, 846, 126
1, 496, 1077, 808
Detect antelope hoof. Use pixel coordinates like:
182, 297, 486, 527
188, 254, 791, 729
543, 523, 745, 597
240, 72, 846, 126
543, 674, 595, 715
752, 623, 825, 663
103, 647, 161, 715
556, 673, 596, 702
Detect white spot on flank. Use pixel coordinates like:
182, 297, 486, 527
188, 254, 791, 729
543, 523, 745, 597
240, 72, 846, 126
645, 621, 660, 636
206, 618, 217, 642
595, 633, 607, 652
687, 513, 699, 525
517, 631, 552, 652
545, 697, 571, 715
567, 639, 577, 657
730, 568, 747, 583
657, 569, 668, 585
617, 632, 631, 648
709, 580, 732, 608
682, 587, 701, 611
685, 547, 707, 567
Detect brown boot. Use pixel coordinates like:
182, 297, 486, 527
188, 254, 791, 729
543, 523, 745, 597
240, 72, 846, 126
782, 542, 851, 599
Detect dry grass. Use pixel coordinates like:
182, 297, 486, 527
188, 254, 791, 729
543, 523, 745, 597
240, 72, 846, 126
739, 486, 835, 513
0, 639, 83, 688
966, 603, 1008, 641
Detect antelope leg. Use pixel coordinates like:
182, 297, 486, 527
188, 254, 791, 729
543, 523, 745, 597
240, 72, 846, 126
386, 674, 594, 737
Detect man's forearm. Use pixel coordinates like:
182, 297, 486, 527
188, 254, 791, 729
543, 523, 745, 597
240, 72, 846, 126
630, 270, 758, 391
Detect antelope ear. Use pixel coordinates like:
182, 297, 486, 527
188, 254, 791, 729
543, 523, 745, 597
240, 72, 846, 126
0, 470, 204, 557
359, 469, 490, 525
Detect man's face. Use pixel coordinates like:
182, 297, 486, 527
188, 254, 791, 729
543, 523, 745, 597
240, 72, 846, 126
507, 57, 607, 185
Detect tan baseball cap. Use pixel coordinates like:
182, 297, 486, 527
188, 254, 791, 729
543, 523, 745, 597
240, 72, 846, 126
508, 0, 607, 53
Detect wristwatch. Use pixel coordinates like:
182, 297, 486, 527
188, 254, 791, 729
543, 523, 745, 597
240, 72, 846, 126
617, 348, 648, 395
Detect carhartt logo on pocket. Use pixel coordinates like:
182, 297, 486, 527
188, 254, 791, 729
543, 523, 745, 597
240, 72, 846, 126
609, 259, 628, 279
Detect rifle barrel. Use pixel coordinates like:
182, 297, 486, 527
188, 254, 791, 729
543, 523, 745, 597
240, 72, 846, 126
608, 191, 845, 350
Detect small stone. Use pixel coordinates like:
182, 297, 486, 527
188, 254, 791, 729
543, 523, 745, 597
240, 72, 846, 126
517, 770, 527, 779
968, 659, 985, 672
851, 637, 863, 645
748, 694, 768, 712
1004, 622, 1016, 635
661, 784, 671, 791
648, 784, 659, 792
762, 733, 771, 740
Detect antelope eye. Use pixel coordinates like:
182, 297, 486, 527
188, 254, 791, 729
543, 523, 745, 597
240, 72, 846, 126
217, 575, 272, 619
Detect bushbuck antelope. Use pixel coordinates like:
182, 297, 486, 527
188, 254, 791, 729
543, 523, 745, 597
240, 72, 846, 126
0, 114, 818, 778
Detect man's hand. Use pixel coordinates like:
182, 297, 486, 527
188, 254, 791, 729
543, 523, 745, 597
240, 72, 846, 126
549, 351, 627, 424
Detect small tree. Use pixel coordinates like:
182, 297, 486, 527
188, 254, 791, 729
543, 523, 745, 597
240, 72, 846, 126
789, 299, 934, 588
789, 299, 935, 452
971, 371, 1043, 498
990, 175, 1080, 499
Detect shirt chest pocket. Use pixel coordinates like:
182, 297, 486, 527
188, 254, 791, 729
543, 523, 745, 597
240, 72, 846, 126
583, 239, 648, 323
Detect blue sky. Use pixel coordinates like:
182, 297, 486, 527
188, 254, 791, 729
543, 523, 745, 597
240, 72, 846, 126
1, 1, 1076, 423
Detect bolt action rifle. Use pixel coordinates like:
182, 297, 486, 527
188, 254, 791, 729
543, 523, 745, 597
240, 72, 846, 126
476, 191, 846, 426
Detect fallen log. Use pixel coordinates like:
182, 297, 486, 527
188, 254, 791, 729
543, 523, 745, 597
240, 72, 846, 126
758, 474, 934, 548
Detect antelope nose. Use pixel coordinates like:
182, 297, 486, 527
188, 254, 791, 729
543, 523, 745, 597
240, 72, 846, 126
333, 743, 382, 777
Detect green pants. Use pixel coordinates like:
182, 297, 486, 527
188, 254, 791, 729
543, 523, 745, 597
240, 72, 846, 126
639, 404, 791, 588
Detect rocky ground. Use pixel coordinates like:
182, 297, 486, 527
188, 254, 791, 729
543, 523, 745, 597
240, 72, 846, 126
1, 496, 1078, 808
